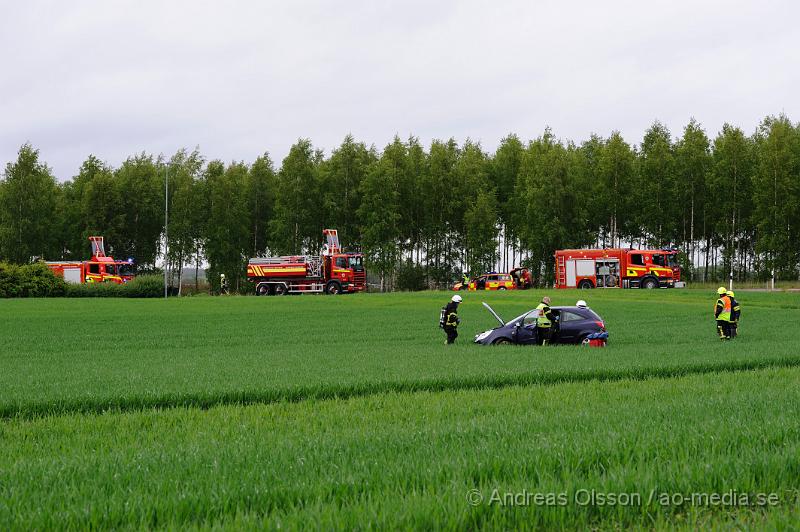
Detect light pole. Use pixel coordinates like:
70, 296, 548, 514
164, 165, 168, 299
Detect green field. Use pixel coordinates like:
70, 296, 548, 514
2, 290, 800, 529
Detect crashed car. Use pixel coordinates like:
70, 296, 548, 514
474, 302, 607, 346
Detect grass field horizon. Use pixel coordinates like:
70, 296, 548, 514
2, 289, 799, 529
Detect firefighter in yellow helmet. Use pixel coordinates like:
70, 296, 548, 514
714, 287, 733, 340
728, 290, 741, 338
536, 296, 556, 346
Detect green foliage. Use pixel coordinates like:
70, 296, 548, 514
464, 189, 499, 275
358, 138, 402, 288
166, 149, 205, 287
0, 262, 66, 297
638, 121, 677, 246
594, 132, 635, 246
62, 274, 164, 298
246, 153, 276, 257
711, 123, 754, 278
114, 154, 164, 268
752, 115, 800, 277
270, 139, 323, 254
4, 113, 800, 289
394, 259, 427, 291
203, 160, 250, 292
319, 135, 375, 249
0, 144, 61, 263
516, 130, 591, 281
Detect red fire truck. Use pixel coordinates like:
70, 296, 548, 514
247, 229, 367, 295
554, 248, 682, 289
46, 236, 135, 284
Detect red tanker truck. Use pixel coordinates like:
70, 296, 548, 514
247, 229, 366, 295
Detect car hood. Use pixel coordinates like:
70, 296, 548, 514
481, 302, 506, 327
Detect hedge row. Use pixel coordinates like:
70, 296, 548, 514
0, 263, 164, 298
64, 274, 164, 298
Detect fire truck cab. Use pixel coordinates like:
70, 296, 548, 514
555, 248, 681, 289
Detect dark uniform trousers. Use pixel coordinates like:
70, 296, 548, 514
537, 326, 552, 345
444, 325, 458, 344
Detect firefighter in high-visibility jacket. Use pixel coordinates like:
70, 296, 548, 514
442, 294, 462, 344
728, 290, 741, 338
714, 287, 733, 340
536, 296, 556, 346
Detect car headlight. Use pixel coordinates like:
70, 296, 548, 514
475, 330, 491, 341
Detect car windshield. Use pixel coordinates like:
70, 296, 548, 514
348, 256, 363, 270
509, 309, 540, 326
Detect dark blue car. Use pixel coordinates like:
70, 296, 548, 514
474, 303, 607, 346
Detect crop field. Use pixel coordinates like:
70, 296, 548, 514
2, 289, 800, 529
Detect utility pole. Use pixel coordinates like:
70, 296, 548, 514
164, 165, 168, 299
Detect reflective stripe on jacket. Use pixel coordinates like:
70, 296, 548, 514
444, 302, 459, 327
730, 297, 741, 321
715, 296, 732, 322
536, 302, 552, 328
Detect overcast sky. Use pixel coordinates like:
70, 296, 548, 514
1, 1, 798, 181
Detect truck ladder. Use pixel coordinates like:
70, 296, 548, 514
556, 255, 566, 287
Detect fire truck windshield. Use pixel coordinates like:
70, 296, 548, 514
349, 256, 364, 271
117, 263, 135, 276
652, 254, 679, 268
105, 264, 117, 275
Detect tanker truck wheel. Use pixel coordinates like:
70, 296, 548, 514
256, 284, 270, 296
273, 283, 288, 296
325, 281, 342, 295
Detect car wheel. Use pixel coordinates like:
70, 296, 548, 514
641, 277, 658, 289
578, 280, 594, 289
326, 281, 342, 295
580, 336, 591, 346
493, 338, 513, 345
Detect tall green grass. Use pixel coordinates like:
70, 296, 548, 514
1, 367, 798, 529
2, 289, 798, 418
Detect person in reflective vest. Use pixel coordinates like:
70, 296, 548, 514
536, 296, 556, 346
714, 287, 732, 340
728, 290, 741, 338
442, 294, 462, 344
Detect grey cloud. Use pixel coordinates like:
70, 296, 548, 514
1, 0, 797, 180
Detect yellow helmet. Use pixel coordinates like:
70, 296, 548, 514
717, 287, 727, 295
728, 290, 735, 297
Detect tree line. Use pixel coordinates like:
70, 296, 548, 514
1, 114, 799, 291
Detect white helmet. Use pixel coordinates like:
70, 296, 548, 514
576, 300, 587, 308
451, 295, 463, 303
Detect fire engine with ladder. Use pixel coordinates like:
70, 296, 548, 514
247, 229, 366, 295
45, 236, 135, 284
555, 248, 683, 289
